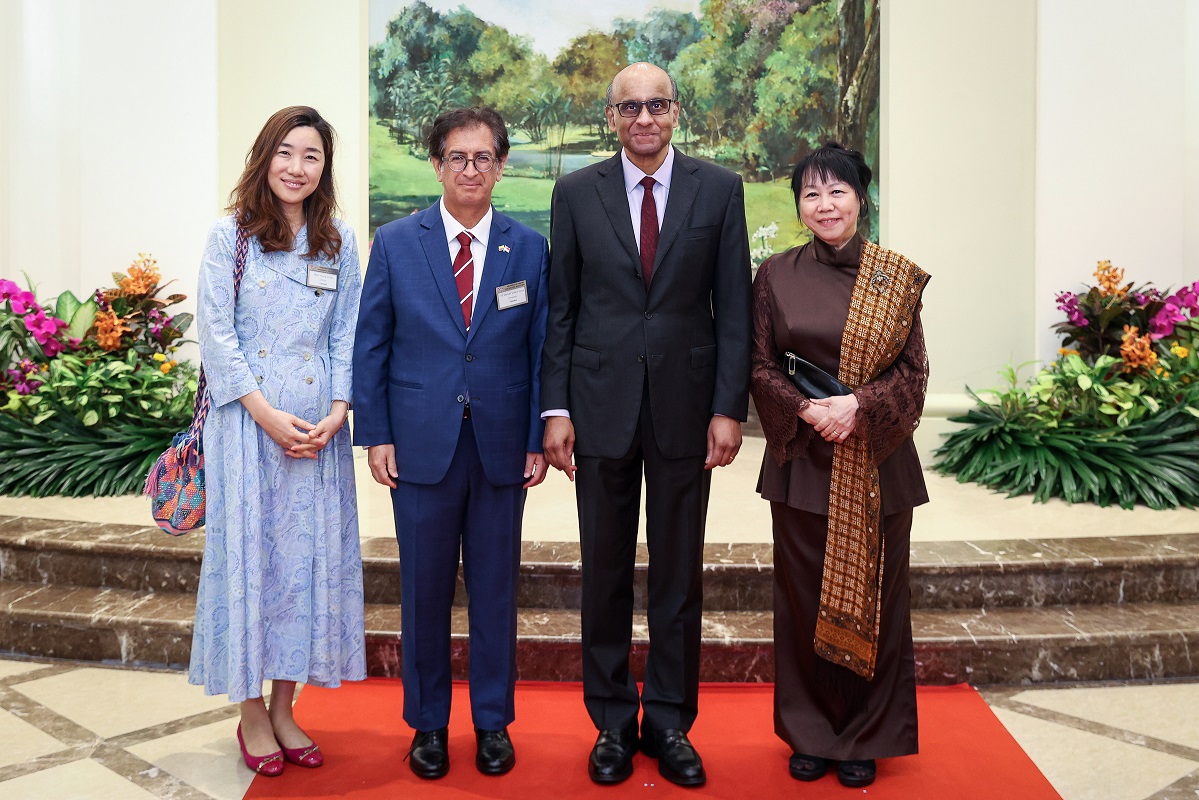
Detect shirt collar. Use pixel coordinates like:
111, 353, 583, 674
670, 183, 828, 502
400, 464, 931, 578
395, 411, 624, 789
439, 198, 492, 249
812, 232, 864, 268
621, 146, 675, 194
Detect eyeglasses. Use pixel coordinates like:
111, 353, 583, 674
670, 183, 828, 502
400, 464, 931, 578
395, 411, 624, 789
609, 98, 675, 118
443, 154, 496, 173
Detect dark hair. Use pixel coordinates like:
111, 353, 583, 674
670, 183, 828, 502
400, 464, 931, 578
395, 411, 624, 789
790, 142, 872, 215
426, 107, 510, 160
228, 106, 341, 261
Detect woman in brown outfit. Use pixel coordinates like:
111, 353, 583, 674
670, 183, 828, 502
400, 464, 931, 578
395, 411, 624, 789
750, 143, 929, 788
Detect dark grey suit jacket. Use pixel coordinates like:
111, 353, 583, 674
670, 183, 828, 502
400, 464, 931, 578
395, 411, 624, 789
541, 149, 752, 460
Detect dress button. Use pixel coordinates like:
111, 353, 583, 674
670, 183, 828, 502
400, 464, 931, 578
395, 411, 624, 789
305, 376, 314, 385
258, 279, 266, 288
636, 354, 646, 363
258, 349, 266, 358
255, 375, 263, 382
457, 394, 465, 403
303, 353, 312, 361
466, 354, 474, 362
315, 289, 322, 297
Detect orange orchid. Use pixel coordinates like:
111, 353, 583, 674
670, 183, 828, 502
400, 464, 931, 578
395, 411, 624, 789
1119, 324, 1158, 372
119, 254, 160, 296
1094, 260, 1127, 298
94, 309, 129, 352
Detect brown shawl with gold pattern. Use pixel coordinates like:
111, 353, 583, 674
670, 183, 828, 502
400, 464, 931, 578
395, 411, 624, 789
811, 241, 929, 679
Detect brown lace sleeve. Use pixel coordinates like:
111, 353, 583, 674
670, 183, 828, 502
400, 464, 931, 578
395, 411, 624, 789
854, 310, 929, 465
750, 258, 816, 467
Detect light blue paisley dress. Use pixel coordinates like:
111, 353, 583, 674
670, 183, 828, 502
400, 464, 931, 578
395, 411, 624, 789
189, 216, 366, 701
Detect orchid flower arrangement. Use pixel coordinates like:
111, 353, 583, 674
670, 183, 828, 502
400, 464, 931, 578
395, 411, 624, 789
936, 260, 1199, 510
1051, 261, 1166, 362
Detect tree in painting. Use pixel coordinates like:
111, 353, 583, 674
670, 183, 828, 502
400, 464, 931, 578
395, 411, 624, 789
368, 0, 879, 247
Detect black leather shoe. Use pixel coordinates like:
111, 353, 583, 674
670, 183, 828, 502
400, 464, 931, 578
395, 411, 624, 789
641, 728, 706, 787
588, 727, 638, 784
838, 758, 876, 787
475, 727, 515, 775
407, 728, 449, 779
789, 752, 829, 781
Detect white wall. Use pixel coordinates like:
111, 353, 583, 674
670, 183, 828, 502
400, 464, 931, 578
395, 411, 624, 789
0, 0, 218, 316
1036, 0, 1191, 363
1186, 1, 1199, 272
883, 0, 1039, 405
217, 0, 369, 247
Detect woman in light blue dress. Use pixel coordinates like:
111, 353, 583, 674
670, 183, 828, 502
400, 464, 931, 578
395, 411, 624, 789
189, 106, 365, 776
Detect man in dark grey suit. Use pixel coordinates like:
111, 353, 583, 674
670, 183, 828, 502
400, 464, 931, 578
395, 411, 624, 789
541, 62, 751, 787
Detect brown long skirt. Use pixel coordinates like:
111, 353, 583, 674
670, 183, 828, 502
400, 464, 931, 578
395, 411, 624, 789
771, 502, 918, 760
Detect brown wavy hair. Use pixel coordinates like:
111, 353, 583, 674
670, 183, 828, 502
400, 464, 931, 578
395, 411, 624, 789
227, 106, 341, 261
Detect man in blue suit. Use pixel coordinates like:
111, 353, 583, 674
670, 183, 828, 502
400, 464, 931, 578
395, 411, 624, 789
352, 107, 549, 780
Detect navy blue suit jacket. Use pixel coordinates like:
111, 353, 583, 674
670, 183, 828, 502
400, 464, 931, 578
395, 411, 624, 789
352, 203, 549, 486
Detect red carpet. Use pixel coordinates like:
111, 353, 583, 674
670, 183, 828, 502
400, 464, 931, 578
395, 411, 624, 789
245, 680, 1060, 799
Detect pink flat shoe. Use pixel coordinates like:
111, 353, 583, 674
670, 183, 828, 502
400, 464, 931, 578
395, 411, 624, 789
281, 741, 324, 768
237, 724, 285, 776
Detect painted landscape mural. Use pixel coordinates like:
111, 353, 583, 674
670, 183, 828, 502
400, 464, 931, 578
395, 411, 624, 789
368, 0, 880, 261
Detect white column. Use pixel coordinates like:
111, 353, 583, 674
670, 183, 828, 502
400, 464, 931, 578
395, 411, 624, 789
882, 0, 1039, 395
2, 0, 83, 296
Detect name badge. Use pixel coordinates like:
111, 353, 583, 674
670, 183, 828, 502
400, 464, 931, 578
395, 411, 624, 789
495, 280, 529, 310
306, 265, 339, 291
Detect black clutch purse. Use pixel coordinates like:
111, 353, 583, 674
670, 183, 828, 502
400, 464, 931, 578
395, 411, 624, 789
781, 351, 852, 399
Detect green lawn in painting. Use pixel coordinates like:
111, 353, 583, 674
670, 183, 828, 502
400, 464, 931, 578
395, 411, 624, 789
369, 118, 806, 253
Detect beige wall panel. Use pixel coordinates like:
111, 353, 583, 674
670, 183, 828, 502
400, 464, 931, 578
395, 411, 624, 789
217, 0, 369, 247
882, 0, 1039, 406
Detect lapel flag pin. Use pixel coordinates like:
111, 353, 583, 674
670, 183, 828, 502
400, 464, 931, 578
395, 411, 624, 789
498, 244, 510, 253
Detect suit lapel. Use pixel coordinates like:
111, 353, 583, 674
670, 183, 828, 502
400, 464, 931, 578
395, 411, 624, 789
595, 155, 640, 267
417, 204, 468, 337
654, 151, 700, 275
469, 214, 514, 340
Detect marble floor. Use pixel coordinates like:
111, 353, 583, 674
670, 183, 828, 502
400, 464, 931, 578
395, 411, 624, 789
0, 655, 1194, 800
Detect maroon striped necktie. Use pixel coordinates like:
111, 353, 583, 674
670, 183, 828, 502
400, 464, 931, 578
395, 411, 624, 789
639, 176, 658, 287
452, 231, 474, 330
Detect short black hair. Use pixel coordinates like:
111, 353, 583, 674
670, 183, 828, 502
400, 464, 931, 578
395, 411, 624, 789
426, 106, 510, 160
790, 142, 872, 214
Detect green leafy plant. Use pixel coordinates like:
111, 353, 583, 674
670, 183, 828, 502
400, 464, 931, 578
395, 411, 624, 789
3, 349, 196, 428
0, 409, 185, 497
54, 290, 99, 340
0, 255, 197, 497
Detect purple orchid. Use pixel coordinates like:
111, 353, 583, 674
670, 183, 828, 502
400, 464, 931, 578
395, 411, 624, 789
1, 280, 39, 316
1150, 301, 1188, 340
1055, 291, 1088, 327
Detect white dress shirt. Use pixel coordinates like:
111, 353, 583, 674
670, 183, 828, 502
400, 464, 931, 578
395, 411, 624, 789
622, 146, 674, 250
439, 198, 493, 321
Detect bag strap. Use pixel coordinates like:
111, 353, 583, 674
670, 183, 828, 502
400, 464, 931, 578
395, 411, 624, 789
180, 226, 249, 450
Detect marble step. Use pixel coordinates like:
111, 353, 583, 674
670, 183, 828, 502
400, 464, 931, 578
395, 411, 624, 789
2, 579, 1197, 684
3, 515, 1197, 611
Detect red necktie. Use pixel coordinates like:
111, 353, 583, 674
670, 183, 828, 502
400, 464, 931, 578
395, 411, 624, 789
452, 231, 474, 330
639, 176, 658, 287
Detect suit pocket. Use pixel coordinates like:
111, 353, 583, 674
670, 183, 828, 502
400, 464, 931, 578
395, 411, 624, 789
572, 345, 600, 370
690, 344, 716, 369
389, 378, 423, 389
507, 382, 530, 392
681, 224, 718, 240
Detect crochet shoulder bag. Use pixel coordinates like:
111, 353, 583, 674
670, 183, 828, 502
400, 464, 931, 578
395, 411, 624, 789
143, 227, 248, 534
